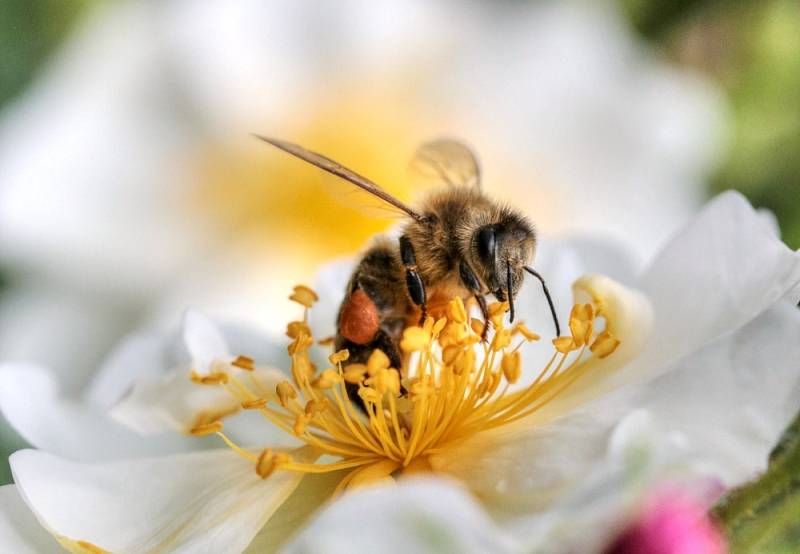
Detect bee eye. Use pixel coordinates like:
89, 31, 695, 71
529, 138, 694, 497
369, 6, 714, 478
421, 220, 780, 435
476, 225, 497, 263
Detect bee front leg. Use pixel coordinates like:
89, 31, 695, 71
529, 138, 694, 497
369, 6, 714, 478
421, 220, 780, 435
399, 235, 427, 325
459, 260, 491, 341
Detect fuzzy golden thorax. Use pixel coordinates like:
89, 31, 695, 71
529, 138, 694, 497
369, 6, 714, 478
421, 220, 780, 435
403, 187, 536, 302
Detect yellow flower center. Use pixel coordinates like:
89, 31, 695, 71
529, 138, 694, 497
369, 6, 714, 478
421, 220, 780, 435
192, 284, 620, 494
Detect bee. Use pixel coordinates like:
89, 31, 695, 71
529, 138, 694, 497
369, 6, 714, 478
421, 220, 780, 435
257, 136, 560, 393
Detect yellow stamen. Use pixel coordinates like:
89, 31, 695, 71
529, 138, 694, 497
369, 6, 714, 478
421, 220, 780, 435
289, 285, 319, 308
190, 421, 223, 436
329, 349, 350, 364
256, 449, 292, 479
232, 355, 255, 371
190, 285, 622, 495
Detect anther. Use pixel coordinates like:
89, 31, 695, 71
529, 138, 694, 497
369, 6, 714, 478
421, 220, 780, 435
470, 318, 486, 337
442, 345, 462, 365
256, 449, 292, 479
329, 349, 350, 365
491, 329, 512, 351
288, 334, 314, 355
241, 398, 268, 410
590, 331, 620, 358
358, 387, 381, 404
232, 355, 255, 371
446, 297, 468, 324
432, 317, 447, 335
191, 371, 229, 385
305, 398, 329, 416
501, 351, 522, 384
343, 364, 368, 384
289, 285, 319, 308
365, 368, 400, 395
366, 349, 390, 375
569, 303, 595, 346
294, 414, 310, 435
553, 336, 577, 354
512, 323, 540, 341
400, 327, 431, 352
286, 321, 312, 339
190, 420, 223, 436
276, 381, 298, 407
314, 368, 343, 389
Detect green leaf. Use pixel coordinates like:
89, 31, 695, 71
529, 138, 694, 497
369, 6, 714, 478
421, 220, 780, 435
712, 410, 800, 553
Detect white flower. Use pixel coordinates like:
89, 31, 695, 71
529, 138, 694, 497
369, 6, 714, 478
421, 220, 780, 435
0, 0, 723, 384
1, 191, 798, 553
0, 312, 287, 462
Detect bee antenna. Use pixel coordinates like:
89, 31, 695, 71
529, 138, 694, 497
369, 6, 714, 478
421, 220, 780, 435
523, 266, 561, 337
506, 261, 515, 324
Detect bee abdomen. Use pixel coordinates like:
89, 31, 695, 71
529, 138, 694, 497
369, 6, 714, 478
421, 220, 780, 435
339, 289, 380, 345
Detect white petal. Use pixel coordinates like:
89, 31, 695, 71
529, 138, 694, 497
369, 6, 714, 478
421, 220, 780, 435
283, 477, 515, 554
637, 301, 800, 486
244, 470, 348, 552
0, 364, 195, 460
431, 382, 640, 511
0, 284, 134, 394
11, 447, 315, 554
636, 191, 800, 378
111, 365, 285, 439
84, 328, 180, 408
86, 319, 288, 409
0, 485, 62, 553
511, 409, 710, 554
183, 309, 231, 373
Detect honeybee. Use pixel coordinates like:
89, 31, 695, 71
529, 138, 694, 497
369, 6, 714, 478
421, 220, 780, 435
257, 136, 560, 385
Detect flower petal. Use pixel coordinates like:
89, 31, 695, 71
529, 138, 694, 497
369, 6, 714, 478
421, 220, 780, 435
183, 309, 231, 373
509, 409, 718, 554
11, 447, 315, 554
0, 485, 62, 553
83, 328, 181, 409
244, 470, 348, 552
111, 365, 286, 440
637, 301, 800, 486
431, 382, 641, 511
283, 477, 515, 554
636, 191, 800, 378
0, 364, 195, 460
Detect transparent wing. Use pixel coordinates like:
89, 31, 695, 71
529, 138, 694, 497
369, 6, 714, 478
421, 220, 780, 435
408, 139, 481, 190
255, 135, 423, 221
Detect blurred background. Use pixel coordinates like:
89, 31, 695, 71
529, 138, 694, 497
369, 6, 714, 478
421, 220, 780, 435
0, 0, 797, 485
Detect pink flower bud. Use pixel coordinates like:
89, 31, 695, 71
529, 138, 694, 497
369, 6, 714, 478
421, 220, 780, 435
605, 488, 727, 554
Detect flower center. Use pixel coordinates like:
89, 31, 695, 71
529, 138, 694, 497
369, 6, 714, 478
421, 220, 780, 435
191, 285, 620, 494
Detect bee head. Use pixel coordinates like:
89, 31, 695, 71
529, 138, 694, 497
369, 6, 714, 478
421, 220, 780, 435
472, 215, 536, 309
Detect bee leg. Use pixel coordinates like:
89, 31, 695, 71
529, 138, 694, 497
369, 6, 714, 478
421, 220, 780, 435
399, 235, 427, 325
459, 260, 491, 341
474, 294, 490, 341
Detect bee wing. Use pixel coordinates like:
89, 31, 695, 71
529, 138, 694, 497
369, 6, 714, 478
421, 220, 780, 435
255, 135, 423, 222
408, 139, 481, 191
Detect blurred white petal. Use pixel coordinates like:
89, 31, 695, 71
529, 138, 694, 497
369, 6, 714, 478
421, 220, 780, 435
0, 485, 62, 554
0, 364, 196, 460
111, 364, 285, 438
284, 477, 515, 554
182, 309, 232, 374
10, 448, 314, 553
0, 284, 135, 393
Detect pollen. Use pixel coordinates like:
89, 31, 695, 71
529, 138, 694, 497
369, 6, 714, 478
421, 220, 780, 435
189, 286, 621, 494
